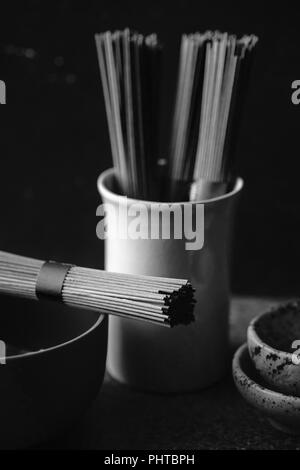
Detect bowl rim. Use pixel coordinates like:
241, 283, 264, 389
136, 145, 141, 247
0, 313, 105, 362
248, 307, 296, 360
233, 343, 300, 402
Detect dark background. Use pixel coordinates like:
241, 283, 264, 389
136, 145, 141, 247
0, 0, 299, 296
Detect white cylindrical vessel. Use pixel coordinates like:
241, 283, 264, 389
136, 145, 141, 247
98, 168, 243, 393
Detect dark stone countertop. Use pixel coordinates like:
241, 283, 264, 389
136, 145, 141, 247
40, 297, 300, 450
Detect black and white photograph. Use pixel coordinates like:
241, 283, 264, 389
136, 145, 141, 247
1, 0, 300, 454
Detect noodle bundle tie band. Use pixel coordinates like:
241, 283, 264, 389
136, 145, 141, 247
36, 262, 73, 302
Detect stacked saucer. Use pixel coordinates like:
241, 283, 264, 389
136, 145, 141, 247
233, 300, 300, 434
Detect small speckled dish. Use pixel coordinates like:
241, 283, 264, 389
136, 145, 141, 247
233, 343, 300, 435
247, 300, 300, 397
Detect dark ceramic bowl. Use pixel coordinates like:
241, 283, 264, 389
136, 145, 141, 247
0, 295, 107, 449
247, 300, 300, 397
233, 343, 300, 435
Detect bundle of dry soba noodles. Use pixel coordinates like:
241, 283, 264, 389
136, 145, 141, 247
95, 29, 258, 202
0, 251, 195, 327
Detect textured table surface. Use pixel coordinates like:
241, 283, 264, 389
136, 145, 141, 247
41, 297, 300, 450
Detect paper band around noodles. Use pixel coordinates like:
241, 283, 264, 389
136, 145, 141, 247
36, 261, 73, 301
